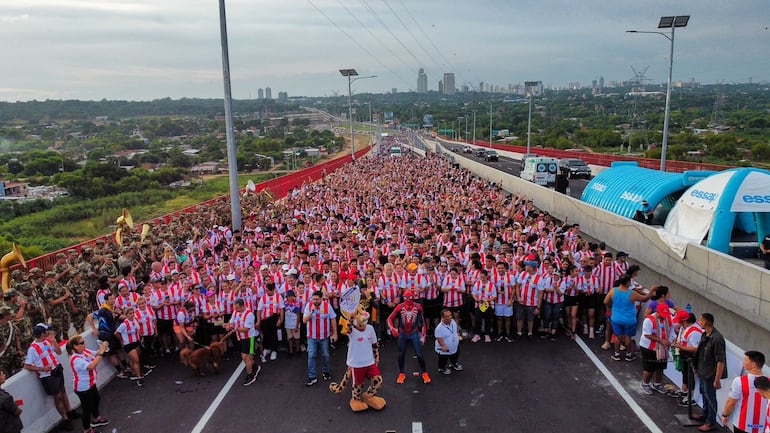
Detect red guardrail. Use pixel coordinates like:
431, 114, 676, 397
443, 137, 734, 173
15, 147, 370, 272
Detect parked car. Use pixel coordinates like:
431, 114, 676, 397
484, 150, 499, 162
475, 148, 486, 157
558, 158, 591, 178
452, 146, 461, 152
463, 145, 473, 153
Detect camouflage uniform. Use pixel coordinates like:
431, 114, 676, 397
2, 290, 33, 354
20, 284, 46, 329
42, 273, 71, 341
67, 272, 89, 334
79, 258, 100, 312
0, 308, 23, 377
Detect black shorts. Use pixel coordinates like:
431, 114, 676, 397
578, 294, 596, 310
124, 341, 141, 353
40, 364, 65, 396
641, 347, 666, 372
239, 337, 258, 355
100, 334, 122, 353
515, 304, 537, 322
564, 295, 578, 307
211, 325, 226, 335
157, 319, 173, 334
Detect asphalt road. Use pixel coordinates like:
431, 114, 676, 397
63, 332, 706, 433
443, 145, 591, 199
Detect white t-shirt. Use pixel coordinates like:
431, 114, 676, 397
346, 325, 377, 368
434, 320, 459, 355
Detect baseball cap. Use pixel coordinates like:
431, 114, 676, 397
286, 290, 296, 298
656, 303, 670, 316
281, 264, 290, 271
226, 274, 236, 281
33, 323, 51, 337
673, 310, 691, 324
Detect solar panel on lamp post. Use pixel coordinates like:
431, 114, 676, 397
339, 69, 376, 161
627, 15, 690, 172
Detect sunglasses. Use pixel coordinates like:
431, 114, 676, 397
74, 341, 85, 346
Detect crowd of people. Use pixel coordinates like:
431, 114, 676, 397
1, 147, 768, 433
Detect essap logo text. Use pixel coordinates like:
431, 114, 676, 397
742, 195, 770, 204
690, 189, 718, 202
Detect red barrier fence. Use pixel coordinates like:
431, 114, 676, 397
13, 147, 370, 273
442, 137, 734, 173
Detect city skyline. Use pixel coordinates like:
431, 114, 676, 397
0, 0, 768, 102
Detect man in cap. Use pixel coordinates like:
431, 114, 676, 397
24, 323, 79, 431
42, 271, 74, 341
638, 303, 672, 395
52, 252, 73, 285
0, 306, 23, 377
66, 269, 89, 334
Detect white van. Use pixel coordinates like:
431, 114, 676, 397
520, 156, 559, 186
389, 146, 402, 157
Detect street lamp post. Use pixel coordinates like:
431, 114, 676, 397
488, 101, 493, 148
524, 81, 540, 155
627, 15, 690, 172
472, 111, 476, 144
340, 69, 376, 161
218, 0, 242, 230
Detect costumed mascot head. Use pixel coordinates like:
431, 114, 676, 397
329, 285, 386, 412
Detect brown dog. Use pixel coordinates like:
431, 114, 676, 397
179, 341, 226, 376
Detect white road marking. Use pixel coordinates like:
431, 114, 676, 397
190, 362, 245, 433
412, 421, 423, 433
574, 336, 663, 433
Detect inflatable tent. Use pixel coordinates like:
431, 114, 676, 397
664, 168, 770, 254
580, 162, 713, 220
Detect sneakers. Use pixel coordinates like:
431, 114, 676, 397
601, 342, 611, 350
549, 335, 557, 342
91, 417, 110, 427
495, 335, 504, 342
678, 396, 693, 407
397, 373, 406, 384
253, 364, 262, 380
422, 372, 431, 384
270, 351, 278, 361
625, 353, 638, 362
260, 355, 267, 363
116, 370, 130, 379
641, 383, 653, 395
504, 336, 513, 343
322, 372, 332, 381
66, 410, 81, 419
136, 379, 144, 387
442, 368, 452, 375
484, 335, 491, 343
452, 363, 463, 371
471, 334, 481, 343
651, 383, 667, 394
588, 330, 595, 339
130, 375, 142, 381
243, 372, 257, 387
143, 363, 157, 369
611, 352, 622, 361
583, 325, 589, 335
305, 377, 318, 387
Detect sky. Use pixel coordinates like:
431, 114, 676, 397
0, 0, 768, 102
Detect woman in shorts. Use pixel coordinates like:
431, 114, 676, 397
115, 306, 145, 386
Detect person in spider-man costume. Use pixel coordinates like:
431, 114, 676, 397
386, 290, 430, 385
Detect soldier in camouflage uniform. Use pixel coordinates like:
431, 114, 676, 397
52, 252, 73, 286
19, 282, 46, 330
78, 247, 101, 312
0, 306, 23, 377
100, 253, 120, 286
1, 290, 32, 354
67, 269, 89, 334
42, 271, 73, 341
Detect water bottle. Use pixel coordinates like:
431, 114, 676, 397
277, 329, 283, 341
685, 304, 692, 313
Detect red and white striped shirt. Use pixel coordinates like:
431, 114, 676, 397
495, 272, 515, 305
441, 276, 465, 308
70, 349, 97, 392
117, 318, 141, 345
257, 293, 284, 320
115, 292, 140, 313
377, 274, 401, 304
593, 262, 619, 294
516, 271, 543, 307
26, 339, 60, 378
728, 374, 767, 433
304, 300, 336, 339
229, 308, 256, 340
472, 280, 496, 306
134, 306, 157, 337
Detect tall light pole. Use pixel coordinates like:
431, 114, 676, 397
627, 15, 690, 172
218, 0, 241, 230
488, 101, 493, 148
525, 81, 540, 155
472, 111, 476, 144
340, 69, 376, 161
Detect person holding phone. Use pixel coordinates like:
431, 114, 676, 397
66, 337, 110, 433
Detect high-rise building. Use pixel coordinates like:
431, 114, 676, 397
599, 76, 605, 90
479, 81, 484, 93
443, 73, 455, 95
392, 88, 397, 94
257, 88, 264, 100
278, 91, 288, 101
438, 80, 443, 94
265, 87, 272, 100
417, 68, 428, 93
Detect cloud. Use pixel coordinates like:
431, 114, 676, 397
0, 13, 29, 23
